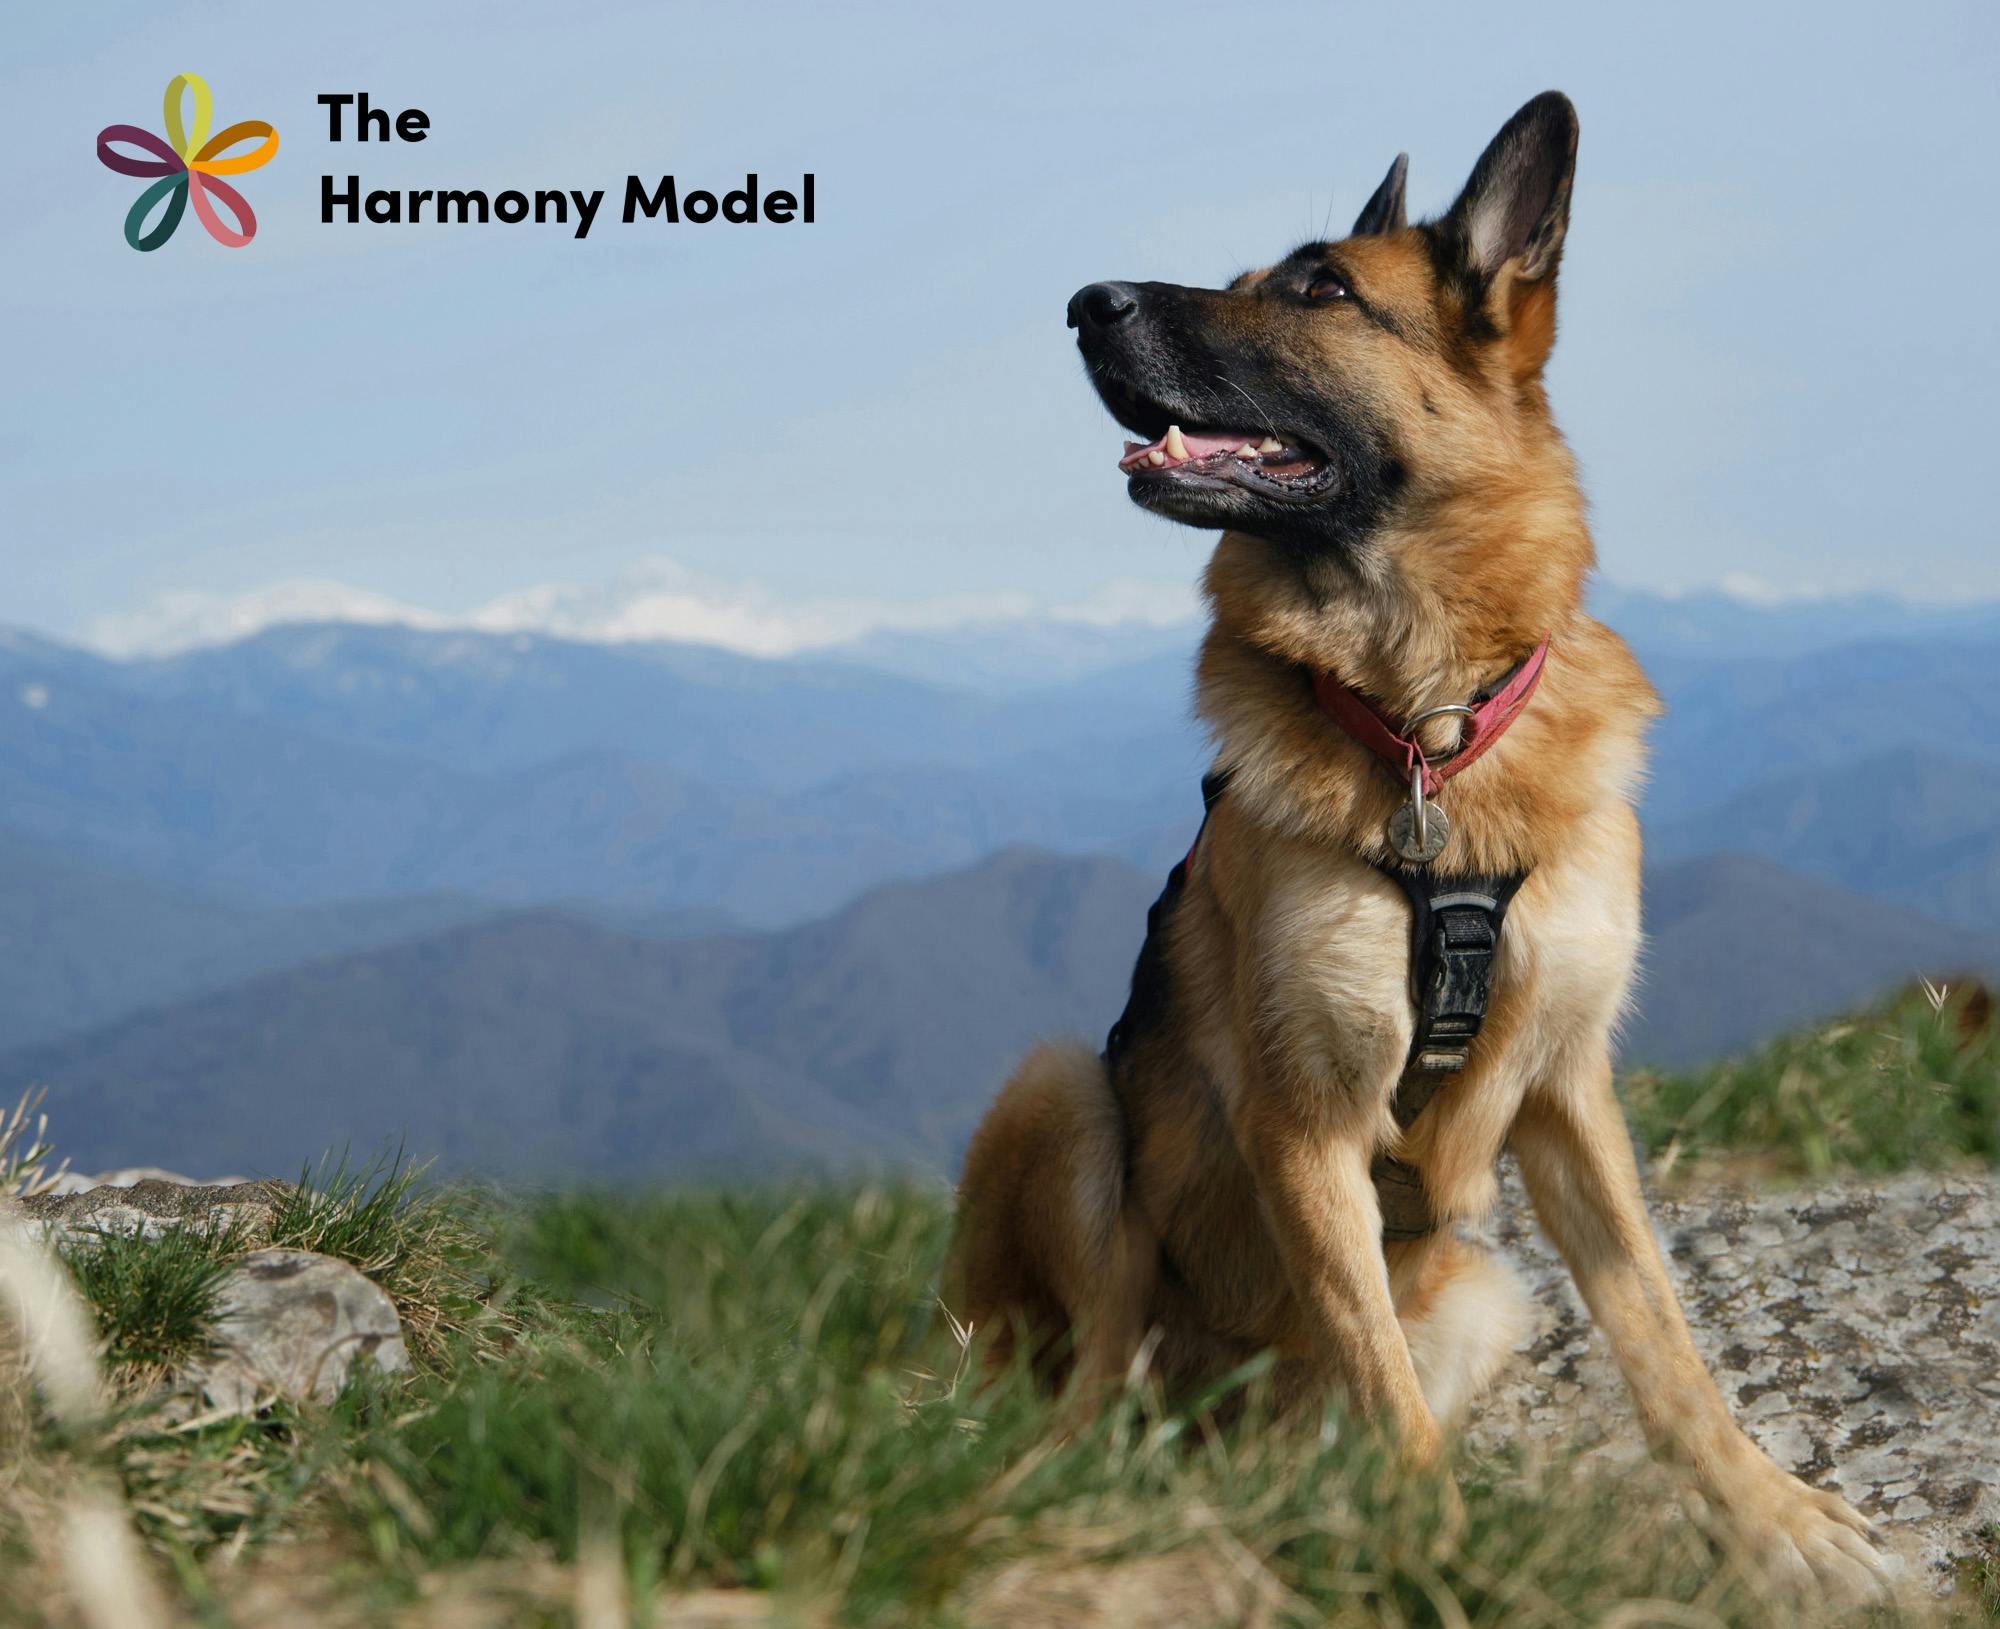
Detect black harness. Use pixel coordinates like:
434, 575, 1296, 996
1103, 768, 1528, 1240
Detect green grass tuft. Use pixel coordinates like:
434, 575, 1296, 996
1955, 1525, 2000, 1620
1625, 982, 1999, 1180
269, 1148, 520, 1369
60, 1217, 244, 1376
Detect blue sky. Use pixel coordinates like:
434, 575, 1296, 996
8, 0, 1997, 648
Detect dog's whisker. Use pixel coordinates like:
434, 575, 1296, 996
1217, 375, 1279, 438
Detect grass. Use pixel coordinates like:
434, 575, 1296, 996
35, 1187, 1816, 1625
1959, 1528, 2000, 1621
1625, 981, 1999, 1181
266, 1150, 521, 1370
0, 988, 1994, 1624
59, 1218, 244, 1378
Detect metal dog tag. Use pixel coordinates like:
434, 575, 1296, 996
1388, 799, 1450, 864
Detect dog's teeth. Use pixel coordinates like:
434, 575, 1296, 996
1163, 425, 1189, 461
1257, 435, 1284, 454
1147, 449, 1166, 466
1237, 443, 1259, 457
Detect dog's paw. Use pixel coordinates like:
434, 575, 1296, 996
1710, 1462, 1895, 1607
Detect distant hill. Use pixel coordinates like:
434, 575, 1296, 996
11, 602, 2000, 1075
0, 834, 491, 1053
1641, 637, 2000, 822
1627, 852, 2000, 1065
69, 621, 1207, 789
0, 832, 734, 1056
14, 613, 2000, 931
10, 846, 1986, 1181
1650, 750, 2000, 933
9, 850, 1159, 1179
0, 649, 486, 900
112, 623, 1008, 788
820, 619, 1199, 692
1591, 584, 2000, 664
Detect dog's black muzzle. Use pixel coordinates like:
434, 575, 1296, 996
1067, 280, 1140, 333
1066, 280, 1213, 439
1066, 278, 1356, 538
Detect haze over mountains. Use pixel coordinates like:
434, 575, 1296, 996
5, 582, 1996, 1178
0, 622, 1205, 923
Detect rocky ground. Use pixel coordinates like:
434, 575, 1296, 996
1469, 1166, 1999, 1594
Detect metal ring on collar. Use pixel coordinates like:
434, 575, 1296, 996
1404, 701, 1478, 762
1405, 703, 1478, 727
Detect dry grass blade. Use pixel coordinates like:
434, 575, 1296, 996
60, 1493, 170, 1629
0, 1217, 104, 1427
0, 1088, 68, 1201
0, 1216, 166, 1627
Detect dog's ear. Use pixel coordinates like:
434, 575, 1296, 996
1440, 92, 1577, 287
1437, 92, 1577, 379
1351, 153, 1408, 237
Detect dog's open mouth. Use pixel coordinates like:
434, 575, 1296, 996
1116, 424, 1338, 504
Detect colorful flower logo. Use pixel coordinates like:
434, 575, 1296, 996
96, 73, 279, 251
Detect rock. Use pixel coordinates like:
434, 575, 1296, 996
15, 1179, 286, 1247
1468, 1167, 1999, 1595
192, 1248, 409, 1414
40, 1166, 255, 1197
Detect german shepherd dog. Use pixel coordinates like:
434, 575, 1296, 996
953, 93, 1888, 1597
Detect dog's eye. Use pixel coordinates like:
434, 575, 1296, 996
1305, 275, 1350, 303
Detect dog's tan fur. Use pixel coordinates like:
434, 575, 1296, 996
953, 95, 1887, 1597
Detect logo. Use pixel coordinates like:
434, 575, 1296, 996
96, 73, 279, 251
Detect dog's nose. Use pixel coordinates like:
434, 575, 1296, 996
1068, 281, 1139, 331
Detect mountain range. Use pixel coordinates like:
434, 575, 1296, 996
0, 623, 1206, 923
7, 850, 1156, 1178
1651, 749, 2000, 931
5, 583, 1997, 1178
10, 845, 1989, 1180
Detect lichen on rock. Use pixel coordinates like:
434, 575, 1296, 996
16, 1178, 285, 1247
1469, 1168, 1999, 1595
191, 1247, 410, 1414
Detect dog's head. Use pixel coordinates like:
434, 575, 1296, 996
1070, 92, 1579, 559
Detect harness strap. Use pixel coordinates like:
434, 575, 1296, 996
1104, 771, 1528, 1244
1102, 768, 1233, 1068
1367, 865, 1529, 1240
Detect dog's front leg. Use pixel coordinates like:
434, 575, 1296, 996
1511, 1053, 1888, 1598
1231, 1080, 1441, 1463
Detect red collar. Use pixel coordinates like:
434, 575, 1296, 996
1311, 640, 1550, 797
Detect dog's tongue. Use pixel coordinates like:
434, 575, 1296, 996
1119, 424, 1264, 472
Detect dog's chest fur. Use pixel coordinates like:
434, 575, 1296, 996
1116, 793, 1642, 1345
